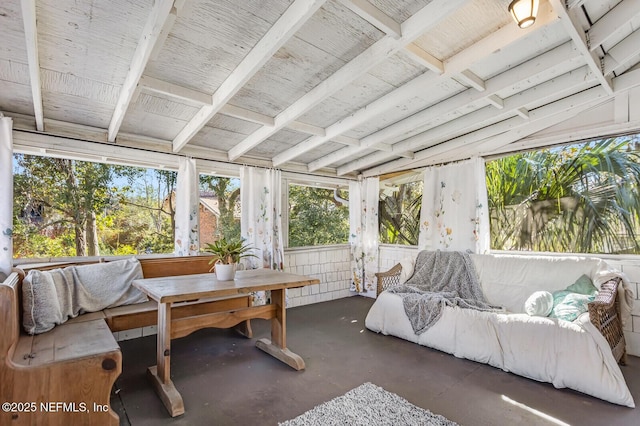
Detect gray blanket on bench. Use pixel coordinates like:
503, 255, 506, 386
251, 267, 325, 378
22, 257, 148, 334
387, 250, 499, 335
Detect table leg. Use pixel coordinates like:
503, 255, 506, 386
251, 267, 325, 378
255, 288, 306, 370
147, 301, 185, 417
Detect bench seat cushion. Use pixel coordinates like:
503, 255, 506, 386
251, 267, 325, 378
13, 319, 119, 367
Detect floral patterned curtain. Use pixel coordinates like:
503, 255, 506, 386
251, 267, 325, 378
174, 157, 200, 256
240, 166, 284, 270
349, 177, 379, 296
418, 157, 490, 253
240, 166, 284, 305
0, 116, 13, 279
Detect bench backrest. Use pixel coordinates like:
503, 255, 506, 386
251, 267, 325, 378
0, 273, 20, 365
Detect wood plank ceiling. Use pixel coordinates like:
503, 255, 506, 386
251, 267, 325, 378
2, 0, 640, 178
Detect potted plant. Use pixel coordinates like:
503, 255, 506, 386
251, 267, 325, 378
203, 237, 257, 280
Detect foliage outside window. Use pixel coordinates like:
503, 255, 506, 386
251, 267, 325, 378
13, 154, 176, 258
288, 184, 349, 247
198, 175, 241, 246
486, 137, 640, 254
379, 175, 423, 246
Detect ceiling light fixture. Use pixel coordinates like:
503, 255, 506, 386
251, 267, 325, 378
508, 0, 539, 29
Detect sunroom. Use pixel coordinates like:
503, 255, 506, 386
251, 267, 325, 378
1, 0, 640, 424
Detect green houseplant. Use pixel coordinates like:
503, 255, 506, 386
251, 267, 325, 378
203, 237, 256, 280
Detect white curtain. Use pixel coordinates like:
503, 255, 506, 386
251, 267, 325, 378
0, 117, 13, 279
240, 166, 284, 270
349, 177, 379, 297
240, 166, 284, 306
174, 157, 200, 256
418, 157, 490, 253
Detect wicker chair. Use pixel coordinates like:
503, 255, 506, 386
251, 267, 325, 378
588, 277, 627, 365
374, 263, 402, 296
373, 264, 627, 365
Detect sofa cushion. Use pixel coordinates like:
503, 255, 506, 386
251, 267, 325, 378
524, 291, 554, 317
22, 258, 147, 334
549, 291, 595, 322
566, 274, 598, 295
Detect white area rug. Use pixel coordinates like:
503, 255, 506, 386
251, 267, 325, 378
279, 382, 459, 426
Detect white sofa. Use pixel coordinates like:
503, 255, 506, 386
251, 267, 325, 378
365, 252, 635, 407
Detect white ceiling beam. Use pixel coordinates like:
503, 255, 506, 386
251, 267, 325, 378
403, 43, 444, 74
362, 86, 610, 177
548, 0, 613, 94
139, 75, 211, 106
338, 0, 401, 38
602, 30, 640, 75
588, 0, 640, 52
455, 70, 485, 91
515, 107, 530, 119
308, 32, 574, 172
221, 104, 275, 126
20, 0, 44, 132
337, 67, 596, 174
282, 3, 560, 169
107, 0, 176, 142
229, 0, 470, 161
172, 0, 327, 153
138, 74, 359, 145
271, 70, 437, 166
486, 95, 504, 109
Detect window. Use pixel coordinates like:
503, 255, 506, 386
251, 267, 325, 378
379, 172, 423, 246
198, 175, 241, 246
287, 184, 349, 247
485, 136, 640, 254
13, 154, 176, 258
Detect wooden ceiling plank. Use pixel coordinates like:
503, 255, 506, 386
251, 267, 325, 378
362, 87, 610, 177
548, 0, 613, 94
587, 0, 640, 52
403, 43, 444, 74
139, 74, 361, 141
271, 70, 437, 166
20, 0, 44, 131
172, 0, 327, 153
306, 11, 567, 172
516, 107, 530, 119
336, 67, 596, 175
602, 30, 640, 75
229, 0, 470, 162
337, 0, 402, 38
107, 0, 176, 142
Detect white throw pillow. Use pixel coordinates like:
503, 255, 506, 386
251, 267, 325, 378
524, 291, 554, 317
398, 255, 416, 284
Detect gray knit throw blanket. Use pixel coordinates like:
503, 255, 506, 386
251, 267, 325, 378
388, 250, 499, 335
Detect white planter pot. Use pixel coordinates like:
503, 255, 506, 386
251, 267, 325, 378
215, 263, 236, 281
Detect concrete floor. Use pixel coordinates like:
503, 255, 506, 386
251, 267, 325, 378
112, 296, 640, 425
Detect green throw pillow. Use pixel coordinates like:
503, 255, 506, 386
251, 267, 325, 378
566, 274, 598, 296
549, 290, 595, 322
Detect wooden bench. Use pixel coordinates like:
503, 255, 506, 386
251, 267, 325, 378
1, 255, 253, 425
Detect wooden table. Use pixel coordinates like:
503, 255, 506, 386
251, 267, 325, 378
132, 268, 320, 417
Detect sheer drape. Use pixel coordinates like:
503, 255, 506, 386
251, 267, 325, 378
240, 166, 284, 270
349, 177, 379, 296
174, 157, 200, 256
240, 166, 284, 304
418, 157, 490, 253
0, 117, 13, 278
